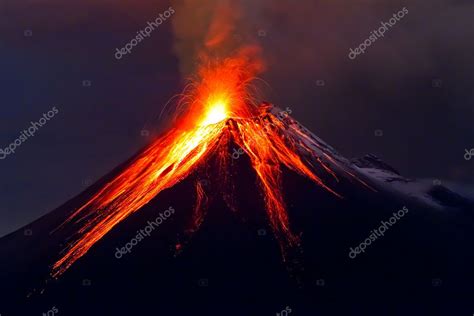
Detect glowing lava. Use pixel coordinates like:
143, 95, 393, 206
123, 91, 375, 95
51, 50, 367, 278
201, 100, 228, 125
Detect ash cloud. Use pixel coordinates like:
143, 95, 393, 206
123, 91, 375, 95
216, 0, 474, 182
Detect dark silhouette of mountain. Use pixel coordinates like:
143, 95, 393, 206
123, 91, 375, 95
0, 109, 473, 316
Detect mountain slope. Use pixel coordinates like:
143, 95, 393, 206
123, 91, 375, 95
0, 108, 472, 316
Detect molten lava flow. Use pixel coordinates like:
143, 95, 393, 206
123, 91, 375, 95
51, 51, 366, 278
52, 121, 226, 276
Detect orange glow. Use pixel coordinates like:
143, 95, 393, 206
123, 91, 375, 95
201, 99, 228, 125
51, 50, 368, 278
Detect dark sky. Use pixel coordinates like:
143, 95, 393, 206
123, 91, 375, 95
0, 0, 472, 237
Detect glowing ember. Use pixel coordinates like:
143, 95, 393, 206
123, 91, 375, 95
51, 49, 367, 278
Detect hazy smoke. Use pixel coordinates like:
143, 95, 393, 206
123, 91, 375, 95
170, 0, 258, 76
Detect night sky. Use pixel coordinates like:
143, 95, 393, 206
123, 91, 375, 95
0, 0, 472, 237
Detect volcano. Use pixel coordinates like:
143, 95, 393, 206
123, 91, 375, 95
0, 103, 473, 315
1, 52, 473, 315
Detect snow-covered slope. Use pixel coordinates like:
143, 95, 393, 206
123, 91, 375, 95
271, 106, 473, 209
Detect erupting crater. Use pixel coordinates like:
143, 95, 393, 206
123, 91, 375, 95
52, 53, 371, 278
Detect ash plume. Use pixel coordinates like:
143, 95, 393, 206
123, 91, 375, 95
170, 0, 259, 76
